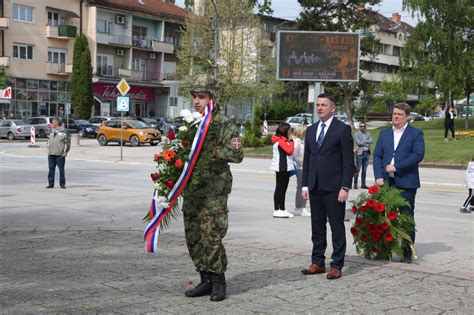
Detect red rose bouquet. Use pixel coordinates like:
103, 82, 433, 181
349, 184, 416, 260
143, 109, 203, 229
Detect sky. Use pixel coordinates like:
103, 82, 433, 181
173, 0, 419, 27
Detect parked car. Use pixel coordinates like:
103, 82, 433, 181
285, 116, 312, 128
0, 119, 33, 140
73, 119, 99, 138
96, 119, 161, 147
156, 116, 179, 133
25, 116, 56, 138
88, 116, 112, 127
137, 117, 159, 129
295, 113, 318, 124
334, 114, 360, 129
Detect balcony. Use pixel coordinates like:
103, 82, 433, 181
162, 72, 177, 81
46, 63, 72, 75
360, 69, 396, 83
0, 17, 9, 29
152, 40, 175, 54
118, 68, 131, 77
46, 25, 77, 39
97, 33, 131, 46
0, 56, 9, 68
131, 70, 161, 81
133, 36, 152, 50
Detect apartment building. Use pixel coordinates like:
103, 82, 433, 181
86, 0, 185, 118
0, 0, 185, 119
360, 13, 415, 87
1, 0, 79, 118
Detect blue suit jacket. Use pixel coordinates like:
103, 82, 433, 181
302, 118, 354, 192
373, 124, 425, 189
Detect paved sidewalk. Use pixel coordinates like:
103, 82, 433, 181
1, 231, 472, 314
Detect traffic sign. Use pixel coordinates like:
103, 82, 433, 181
117, 96, 130, 112
0, 87, 12, 99
116, 78, 130, 96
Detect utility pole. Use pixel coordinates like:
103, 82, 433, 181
211, 0, 219, 81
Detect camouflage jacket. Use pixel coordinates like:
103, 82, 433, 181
184, 112, 243, 198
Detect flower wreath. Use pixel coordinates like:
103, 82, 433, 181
349, 184, 416, 260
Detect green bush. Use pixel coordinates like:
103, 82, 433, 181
261, 134, 272, 145
262, 98, 306, 120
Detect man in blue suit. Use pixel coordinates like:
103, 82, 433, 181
373, 102, 425, 263
301, 93, 354, 280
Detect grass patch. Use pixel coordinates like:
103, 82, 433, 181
244, 119, 474, 164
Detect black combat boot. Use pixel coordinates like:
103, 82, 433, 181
185, 272, 212, 297
210, 273, 226, 302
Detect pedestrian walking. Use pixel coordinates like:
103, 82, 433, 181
182, 74, 243, 302
292, 125, 310, 216
301, 93, 354, 280
353, 121, 373, 189
373, 102, 425, 263
460, 155, 474, 213
46, 118, 70, 189
444, 105, 457, 142
270, 122, 296, 218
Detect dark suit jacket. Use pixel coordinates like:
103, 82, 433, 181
302, 118, 354, 192
373, 124, 425, 189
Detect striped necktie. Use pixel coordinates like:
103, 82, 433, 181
317, 123, 326, 146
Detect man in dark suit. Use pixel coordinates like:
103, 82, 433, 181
301, 93, 354, 280
373, 102, 425, 263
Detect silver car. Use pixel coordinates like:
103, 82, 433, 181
0, 119, 33, 140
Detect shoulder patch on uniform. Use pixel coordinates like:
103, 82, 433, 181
231, 137, 241, 149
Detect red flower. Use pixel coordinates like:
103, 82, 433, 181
372, 234, 381, 242
150, 172, 159, 181
167, 131, 176, 140
366, 198, 376, 208
366, 223, 375, 232
368, 185, 379, 194
163, 150, 176, 162
350, 227, 357, 236
384, 231, 394, 242
360, 205, 368, 211
375, 203, 386, 213
165, 179, 175, 189
361, 234, 368, 242
372, 247, 380, 253
182, 140, 191, 148
355, 217, 364, 226
381, 222, 389, 230
387, 211, 398, 220
351, 205, 357, 214
376, 226, 385, 234
153, 154, 161, 160
175, 159, 184, 169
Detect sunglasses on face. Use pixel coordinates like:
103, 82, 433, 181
360, 125, 366, 128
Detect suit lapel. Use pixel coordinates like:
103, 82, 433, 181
317, 118, 337, 152
309, 122, 319, 152
395, 125, 411, 152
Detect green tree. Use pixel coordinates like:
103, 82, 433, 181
71, 35, 93, 119
184, 0, 273, 15
0, 69, 7, 88
177, 0, 284, 114
401, 0, 473, 129
296, 0, 381, 127
372, 78, 406, 113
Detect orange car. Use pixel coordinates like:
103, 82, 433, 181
97, 119, 161, 147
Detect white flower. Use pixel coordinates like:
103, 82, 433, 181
180, 109, 192, 118
154, 195, 169, 210
192, 112, 203, 121
179, 125, 188, 132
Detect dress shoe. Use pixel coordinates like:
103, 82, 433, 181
60, 185, 66, 189
46, 185, 54, 189
302, 264, 326, 275
400, 257, 412, 264
361, 184, 369, 189
326, 268, 342, 280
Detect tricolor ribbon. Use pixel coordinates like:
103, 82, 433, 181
144, 100, 213, 253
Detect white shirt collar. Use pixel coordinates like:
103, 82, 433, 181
392, 122, 408, 133
319, 115, 334, 129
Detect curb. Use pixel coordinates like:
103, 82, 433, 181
244, 154, 466, 170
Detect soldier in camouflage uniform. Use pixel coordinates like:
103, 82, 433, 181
182, 74, 243, 302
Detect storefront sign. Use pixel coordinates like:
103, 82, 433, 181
93, 83, 154, 102
0, 87, 12, 99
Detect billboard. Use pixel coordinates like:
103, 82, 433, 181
276, 31, 360, 82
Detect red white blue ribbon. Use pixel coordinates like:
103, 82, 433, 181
144, 100, 213, 252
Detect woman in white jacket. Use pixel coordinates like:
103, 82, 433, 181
460, 155, 474, 213
270, 122, 295, 218
292, 125, 311, 216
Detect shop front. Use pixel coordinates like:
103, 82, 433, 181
93, 82, 155, 117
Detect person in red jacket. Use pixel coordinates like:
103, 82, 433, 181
270, 122, 296, 218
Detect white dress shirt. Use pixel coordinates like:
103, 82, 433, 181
391, 123, 408, 165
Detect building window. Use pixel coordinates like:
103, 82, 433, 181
13, 4, 34, 23
97, 55, 114, 76
47, 11, 63, 26
97, 19, 112, 33
48, 48, 67, 65
132, 58, 146, 71
132, 26, 148, 47
393, 46, 402, 57
13, 43, 34, 60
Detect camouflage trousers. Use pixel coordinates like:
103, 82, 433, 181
183, 195, 229, 274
